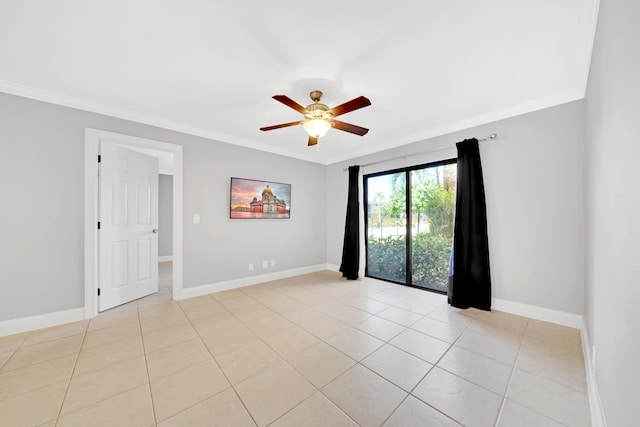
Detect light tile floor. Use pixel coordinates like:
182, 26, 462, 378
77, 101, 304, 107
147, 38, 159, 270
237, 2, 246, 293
0, 263, 591, 426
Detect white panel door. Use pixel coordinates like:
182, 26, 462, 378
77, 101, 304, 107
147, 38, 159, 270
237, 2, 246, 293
99, 141, 159, 311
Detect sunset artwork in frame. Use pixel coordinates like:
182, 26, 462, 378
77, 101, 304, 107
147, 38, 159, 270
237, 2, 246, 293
230, 177, 291, 219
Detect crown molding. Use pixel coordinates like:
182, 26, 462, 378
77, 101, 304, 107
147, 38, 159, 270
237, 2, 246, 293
0, 80, 586, 167
322, 89, 585, 165
0, 80, 325, 164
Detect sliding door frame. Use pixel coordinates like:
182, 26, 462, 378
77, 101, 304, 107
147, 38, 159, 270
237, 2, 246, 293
363, 158, 457, 292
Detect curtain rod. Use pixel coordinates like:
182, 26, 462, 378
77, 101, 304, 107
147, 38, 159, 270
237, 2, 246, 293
343, 133, 497, 171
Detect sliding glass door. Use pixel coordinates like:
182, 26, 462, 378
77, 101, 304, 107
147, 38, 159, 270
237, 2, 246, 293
364, 172, 407, 283
365, 160, 456, 293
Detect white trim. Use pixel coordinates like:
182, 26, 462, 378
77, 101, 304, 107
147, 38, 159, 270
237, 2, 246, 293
84, 129, 183, 318
84, 138, 99, 319
490, 298, 606, 425
1, 264, 323, 336
158, 256, 173, 263
1, 80, 586, 166
178, 264, 329, 300
0, 81, 313, 164
580, 319, 608, 427
491, 298, 582, 329
0, 308, 85, 338
575, 0, 601, 97
326, 263, 340, 272
322, 89, 585, 164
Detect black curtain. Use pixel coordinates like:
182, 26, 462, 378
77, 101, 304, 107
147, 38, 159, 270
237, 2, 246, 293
339, 165, 360, 280
448, 139, 491, 310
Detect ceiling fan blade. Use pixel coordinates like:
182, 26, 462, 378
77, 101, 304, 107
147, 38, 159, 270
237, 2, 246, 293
332, 120, 369, 136
308, 136, 318, 146
328, 96, 371, 117
273, 95, 309, 115
260, 121, 303, 131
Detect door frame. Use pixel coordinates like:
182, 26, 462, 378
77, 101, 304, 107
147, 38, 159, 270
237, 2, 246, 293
363, 158, 456, 293
84, 128, 184, 318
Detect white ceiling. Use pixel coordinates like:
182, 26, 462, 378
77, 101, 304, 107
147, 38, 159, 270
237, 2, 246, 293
0, 1, 599, 165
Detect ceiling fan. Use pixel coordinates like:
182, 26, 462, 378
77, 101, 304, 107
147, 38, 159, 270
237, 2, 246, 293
260, 90, 371, 146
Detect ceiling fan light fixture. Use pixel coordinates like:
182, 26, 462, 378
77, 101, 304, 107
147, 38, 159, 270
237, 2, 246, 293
303, 119, 332, 138
260, 90, 371, 144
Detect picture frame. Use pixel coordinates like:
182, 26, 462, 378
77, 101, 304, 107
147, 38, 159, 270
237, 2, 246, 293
230, 177, 291, 219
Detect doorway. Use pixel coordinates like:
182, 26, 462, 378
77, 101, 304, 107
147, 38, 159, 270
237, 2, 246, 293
364, 159, 457, 293
84, 129, 183, 318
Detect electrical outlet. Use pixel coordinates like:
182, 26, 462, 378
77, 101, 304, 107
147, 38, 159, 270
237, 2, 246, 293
271, 259, 276, 267
248, 263, 254, 271
262, 260, 268, 269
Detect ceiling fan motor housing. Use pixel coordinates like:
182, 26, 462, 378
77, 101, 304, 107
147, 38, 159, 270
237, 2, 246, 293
309, 90, 323, 102
306, 90, 334, 122
305, 103, 334, 121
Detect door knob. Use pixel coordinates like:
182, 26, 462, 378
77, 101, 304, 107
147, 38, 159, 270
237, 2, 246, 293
152, 229, 159, 234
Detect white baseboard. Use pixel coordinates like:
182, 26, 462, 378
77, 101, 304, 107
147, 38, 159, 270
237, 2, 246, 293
177, 264, 330, 300
158, 256, 173, 263
492, 298, 605, 426
0, 264, 330, 336
0, 308, 85, 338
492, 298, 583, 329
580, 319, 607, 427
326, 263, 340, 272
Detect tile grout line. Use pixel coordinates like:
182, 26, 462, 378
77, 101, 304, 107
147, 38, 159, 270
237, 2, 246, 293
142, 294, 237, 425
183, 294, 261, 427
223, 288, 324, 426
0, 321, 141, 424
332, 279, 465, 426
380, 313, 475, 427
0, 330, 31, 373
56, 286, 182, 424
137, 300, 158, 427
55, 316, 150, 424
138, 281, 449, 425
494, 320, 581, 426
4, 269, 588, 426
251, 276, 450, 427
53, 320, 90, 426
492, 317, 529, 427
236, 277, 398, 426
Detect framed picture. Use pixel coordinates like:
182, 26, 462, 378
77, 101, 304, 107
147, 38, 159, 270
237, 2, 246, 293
230, 177, 291, 219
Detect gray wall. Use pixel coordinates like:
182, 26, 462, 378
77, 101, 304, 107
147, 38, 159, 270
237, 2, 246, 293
0, 92, 326, 321
584, 0, 640, 425
182, 132, 326, 288
0, 87, 588, 323
327, 101, 586, 315
158, 174, 173, 257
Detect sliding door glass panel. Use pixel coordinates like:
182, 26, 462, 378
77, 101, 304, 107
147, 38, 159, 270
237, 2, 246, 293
365, 160, 456, 293
366, 172, 406, 283
410, 164, 456, 292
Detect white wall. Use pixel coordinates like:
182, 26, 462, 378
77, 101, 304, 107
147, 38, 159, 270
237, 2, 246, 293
158, 174, 173, 258
584, 0, 640, 425
327, 101, 586, 315
0, 92, 326, 322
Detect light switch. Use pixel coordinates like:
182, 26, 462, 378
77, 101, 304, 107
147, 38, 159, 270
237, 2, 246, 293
193, 214, 200, 224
